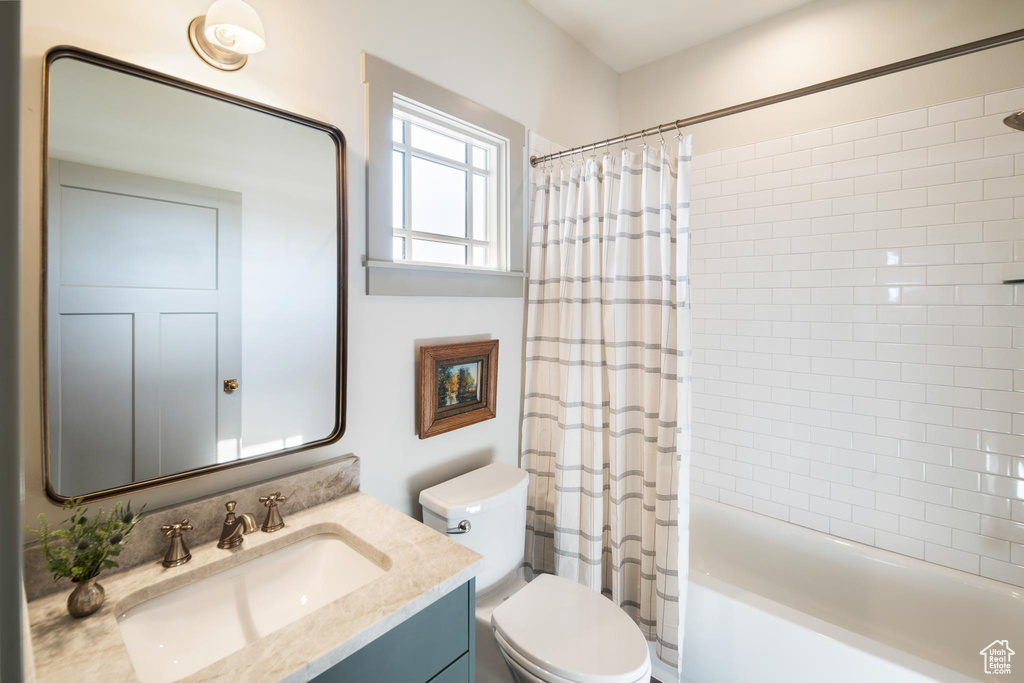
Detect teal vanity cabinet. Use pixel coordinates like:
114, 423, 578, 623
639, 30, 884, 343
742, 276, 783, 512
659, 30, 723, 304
313, 579, 475, 682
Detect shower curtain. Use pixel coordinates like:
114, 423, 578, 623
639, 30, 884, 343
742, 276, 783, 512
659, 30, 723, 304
522, 137, 692, 669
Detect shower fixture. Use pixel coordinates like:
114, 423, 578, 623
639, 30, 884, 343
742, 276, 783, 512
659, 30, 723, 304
1000, 111, 1024, 284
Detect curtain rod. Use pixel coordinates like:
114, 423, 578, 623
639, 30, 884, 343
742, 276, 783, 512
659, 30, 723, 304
530, 27, 1024, 167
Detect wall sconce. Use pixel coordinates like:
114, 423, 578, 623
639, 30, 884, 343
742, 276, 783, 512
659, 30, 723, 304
188, 0, 266, 72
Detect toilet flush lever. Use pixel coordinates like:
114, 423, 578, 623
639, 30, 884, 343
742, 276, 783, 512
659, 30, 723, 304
446, 520, 471, 534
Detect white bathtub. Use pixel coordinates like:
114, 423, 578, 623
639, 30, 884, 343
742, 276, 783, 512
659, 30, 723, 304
675, 497, 1023, 683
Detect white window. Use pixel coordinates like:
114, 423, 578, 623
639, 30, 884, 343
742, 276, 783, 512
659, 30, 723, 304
391, 96, 508, 270
363, 54, 526, 297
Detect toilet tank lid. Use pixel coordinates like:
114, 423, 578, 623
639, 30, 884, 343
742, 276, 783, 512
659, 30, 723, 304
419, 463, 529, 518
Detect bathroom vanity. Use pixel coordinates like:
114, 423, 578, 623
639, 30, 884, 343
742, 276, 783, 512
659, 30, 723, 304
312, 580, 475, 683
25, 490, 481, 682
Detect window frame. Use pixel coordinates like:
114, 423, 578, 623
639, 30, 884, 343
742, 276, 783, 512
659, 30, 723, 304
391, 96, 508, 271
363, 54, 526, 297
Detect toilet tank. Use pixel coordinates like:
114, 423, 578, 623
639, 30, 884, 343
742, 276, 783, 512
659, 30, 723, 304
419, 463, 529, 593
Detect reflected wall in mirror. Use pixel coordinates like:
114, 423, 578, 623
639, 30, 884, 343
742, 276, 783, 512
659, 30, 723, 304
43, 48, 347, 502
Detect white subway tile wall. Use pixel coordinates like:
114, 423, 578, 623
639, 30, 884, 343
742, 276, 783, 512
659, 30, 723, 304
689, 87, 1024, 588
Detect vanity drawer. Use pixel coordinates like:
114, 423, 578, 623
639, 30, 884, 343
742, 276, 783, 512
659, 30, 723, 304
313, 578, 474, 682
428, 652, 470, 683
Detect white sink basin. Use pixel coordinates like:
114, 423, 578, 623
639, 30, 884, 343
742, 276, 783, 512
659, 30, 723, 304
117, 533, 387, 683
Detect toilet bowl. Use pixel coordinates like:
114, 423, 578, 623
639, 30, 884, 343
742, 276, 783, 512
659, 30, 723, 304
419, 463, 652, 683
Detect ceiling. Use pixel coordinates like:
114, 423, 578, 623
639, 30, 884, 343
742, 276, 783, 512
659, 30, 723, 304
523, 0, 816, 72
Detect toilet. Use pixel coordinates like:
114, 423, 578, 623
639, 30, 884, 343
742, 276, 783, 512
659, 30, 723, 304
420, 463, 652, 683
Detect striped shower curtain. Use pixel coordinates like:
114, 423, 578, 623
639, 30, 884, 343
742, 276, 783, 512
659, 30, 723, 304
522, 137, 692, 669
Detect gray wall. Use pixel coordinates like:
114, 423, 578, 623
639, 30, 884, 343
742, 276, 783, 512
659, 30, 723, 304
0, 1, 22, 680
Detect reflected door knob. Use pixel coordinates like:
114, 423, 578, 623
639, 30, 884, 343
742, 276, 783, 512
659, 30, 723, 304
223, 379, 239, 393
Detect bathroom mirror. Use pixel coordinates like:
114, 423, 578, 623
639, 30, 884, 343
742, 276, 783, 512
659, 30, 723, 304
41, 48, 347, 502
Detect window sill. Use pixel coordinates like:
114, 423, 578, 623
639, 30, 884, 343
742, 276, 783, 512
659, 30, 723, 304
364, 259, 526, 297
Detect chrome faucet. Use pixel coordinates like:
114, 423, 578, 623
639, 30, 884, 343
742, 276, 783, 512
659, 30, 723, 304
217, 501, 258, 549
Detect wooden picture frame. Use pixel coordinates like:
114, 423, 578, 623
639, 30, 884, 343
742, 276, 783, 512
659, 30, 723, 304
419, 340, 498, 439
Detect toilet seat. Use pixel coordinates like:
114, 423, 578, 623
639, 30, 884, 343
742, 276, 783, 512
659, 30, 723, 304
493, 628, 578, 683
491, 574, 652, 683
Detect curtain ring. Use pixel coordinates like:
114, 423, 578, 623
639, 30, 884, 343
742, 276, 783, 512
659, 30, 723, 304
604, 138, 611, 156
674, 120, 684, 139
639, 128, 648, 151
659, 126, 666, 147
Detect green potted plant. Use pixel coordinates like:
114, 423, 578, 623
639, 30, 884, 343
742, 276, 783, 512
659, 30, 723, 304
28, 499, 144, 618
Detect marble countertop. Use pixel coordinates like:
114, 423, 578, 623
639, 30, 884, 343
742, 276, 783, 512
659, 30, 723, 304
27, 492, 482, 682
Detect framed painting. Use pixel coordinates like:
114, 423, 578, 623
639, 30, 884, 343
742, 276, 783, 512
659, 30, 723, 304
419, 340, 498, 439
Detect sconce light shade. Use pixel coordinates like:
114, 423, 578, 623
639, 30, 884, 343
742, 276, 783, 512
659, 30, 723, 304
204, 0, 266, 55
188, 0, 265, 72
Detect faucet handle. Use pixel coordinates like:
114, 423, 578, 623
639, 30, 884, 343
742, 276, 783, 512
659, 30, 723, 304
160, 519, 193, 568
161, 519, 193, 537
259, 492, 286, 507
259, 492, 287, 532
225, 500, 237, 513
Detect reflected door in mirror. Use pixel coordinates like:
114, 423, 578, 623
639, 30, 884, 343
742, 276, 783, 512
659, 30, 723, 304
43, 50, 345, 502
48, 161, 243, 496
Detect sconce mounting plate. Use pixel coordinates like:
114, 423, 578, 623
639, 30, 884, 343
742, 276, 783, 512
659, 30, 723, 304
188, 15, 247, 72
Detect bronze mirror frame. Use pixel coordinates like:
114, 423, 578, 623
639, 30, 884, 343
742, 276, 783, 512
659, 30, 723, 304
40, 46, 348, 504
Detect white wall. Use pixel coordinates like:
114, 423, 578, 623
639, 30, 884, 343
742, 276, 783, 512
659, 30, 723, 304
618, 0, 1024, 155
688, 88, 1024, 588
617, 0, 1024, 587
19, 0, 619, 526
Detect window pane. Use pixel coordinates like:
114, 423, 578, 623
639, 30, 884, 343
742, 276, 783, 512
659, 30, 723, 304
472, 174, 487, 241
412, 156, 466, 237
392, 117, 404, 143
392, 150, 405, 228
412, 239, 466, 266
472, 146, 488, 169
410, 124, 466, 162
473, 246, 489, 267
393, 236, 405, 260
